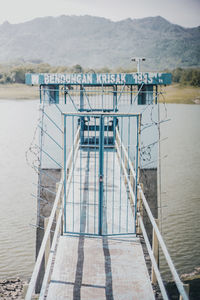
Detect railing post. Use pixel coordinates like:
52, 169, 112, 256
179, 284, 189, 300
60, 182, 64, 236
44, 217, 50, 271
56, 182, 63, 236
136, 183, 143, 234
22, 283, 29, 299
152, 218, 159, 284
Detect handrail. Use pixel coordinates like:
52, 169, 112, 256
25, 179, 64, 300
138, 185, 189, 300
114, 130, 188, 300
39, 133, 80, 300
115, 140, 135, 206
65, 126, 80, 171
138, 214, 169, 300
39, 203, 63, 300
115, 128, 136, 178
25, 127, 80, 300
115, 127, 136, 208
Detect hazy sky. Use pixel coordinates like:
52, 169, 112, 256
0, 0, 199, 27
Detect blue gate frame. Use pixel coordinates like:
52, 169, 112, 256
63, 112, 141, 236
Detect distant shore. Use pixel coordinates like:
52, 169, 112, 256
0, 83, 199, 104
0, 84, 38, 100
164, 84, 200, 104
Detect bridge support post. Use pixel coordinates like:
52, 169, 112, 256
179, 284, 189, 300
136, 183, 143, 235
56, 182, 63, 236
151, 218, 159, 284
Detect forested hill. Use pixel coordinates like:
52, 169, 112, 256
0, 15, 199, 70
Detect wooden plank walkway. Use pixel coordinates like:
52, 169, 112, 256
46, 148, 155, 299
46, 235, 155, 300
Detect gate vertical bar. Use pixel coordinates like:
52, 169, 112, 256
80, 85, 84, 144
79, 123, 82, 232
119, 117, 123, 232
39, 85, 42, 104
130, 85, 133, 104
126, 116, 131, 231
63, 115, 67, 233
94, 117, 97, 234
72, 116, 75, 231
134, 114, 140, 232
112, 116, 116, 233
64, 85, 67, 104
98, 116, 104, 235
87, 115, 90, 232
113, 85, 117, 112
155, 85, 158, 104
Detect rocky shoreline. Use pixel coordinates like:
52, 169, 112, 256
1, 267, 200, 299
0, 278, 27, 300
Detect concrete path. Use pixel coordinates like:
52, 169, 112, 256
46, 235, 155, 300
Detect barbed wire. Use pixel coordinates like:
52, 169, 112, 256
25, 118, 40, 173
25, 104, 46, 174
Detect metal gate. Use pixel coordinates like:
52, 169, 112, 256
63, 113, 140, 236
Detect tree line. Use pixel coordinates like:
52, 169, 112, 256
170, 68, 200, 87
0, 63, 199, 87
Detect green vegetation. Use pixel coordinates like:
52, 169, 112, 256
0, 63, 70, 84
162, 84, 200, 104
171, 68, 200, 87
0, 63, 200, 103
0, 63, 137, 84
0, 63, 199, 87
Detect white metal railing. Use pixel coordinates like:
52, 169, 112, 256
25, 127, 80, 300
25, 179, 64, 300
26, 122, 188, 300
137, 186, 189, 300
115, 127, 189, 300
115, 128, 136, 207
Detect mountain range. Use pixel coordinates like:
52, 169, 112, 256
0, 15, 199, 70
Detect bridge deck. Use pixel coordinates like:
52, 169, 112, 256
45, 148, 155, 299
46, 235, 155, 300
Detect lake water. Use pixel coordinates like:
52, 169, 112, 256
0, 100, 199, 280
160, 104, 200, 278
0, 100, 38, 279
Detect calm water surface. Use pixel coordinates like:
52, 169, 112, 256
0, 100, 37, 279
0, 100, 199, 280
160, 104, 200, 278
